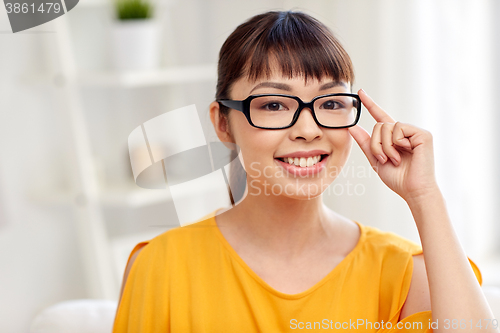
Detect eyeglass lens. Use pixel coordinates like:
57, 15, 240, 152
249, 95, 359, 128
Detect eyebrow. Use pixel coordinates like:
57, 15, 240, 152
249, 81, 347, 94
319, 81, 348, 90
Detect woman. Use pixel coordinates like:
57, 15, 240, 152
113, 11, 497, 332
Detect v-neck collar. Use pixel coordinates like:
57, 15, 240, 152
208, 210, 366, 300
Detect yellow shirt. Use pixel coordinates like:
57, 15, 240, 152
113, 210, 482, 332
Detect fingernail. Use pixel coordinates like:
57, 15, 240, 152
390, 157, 398, 165
377, 155, 386, 163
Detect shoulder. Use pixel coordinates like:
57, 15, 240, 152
355, 222, 424, 297
146, 212, 217, 246
354, 223, 431, 319
126, 212, 219, 264
359, 222, 423, 257
118, 215, 217, 299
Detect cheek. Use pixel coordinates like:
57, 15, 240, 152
231, 119, 281, 177
330, 130, 352, 150
327, 130, 353, 165
232, 116, 281, 155
240, 135, 280, 177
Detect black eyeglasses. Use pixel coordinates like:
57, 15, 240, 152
217, 93, 361, 130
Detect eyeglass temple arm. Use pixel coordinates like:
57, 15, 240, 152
217, 100, 244, 112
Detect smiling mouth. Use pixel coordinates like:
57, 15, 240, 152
275, 154, 328, 168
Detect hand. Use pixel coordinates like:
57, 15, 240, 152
348, 89, 439, 202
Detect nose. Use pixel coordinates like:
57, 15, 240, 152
289, 106, 322, 141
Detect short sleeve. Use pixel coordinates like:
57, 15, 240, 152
380, 256, 483, 333
112, 240, 170, 333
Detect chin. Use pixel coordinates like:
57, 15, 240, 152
273, 178, 331, 200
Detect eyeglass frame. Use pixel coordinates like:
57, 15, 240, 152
216, 93, 362, 130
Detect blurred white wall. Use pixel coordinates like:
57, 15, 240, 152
0, 0, 499, 332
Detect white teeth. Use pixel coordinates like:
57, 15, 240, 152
280, 154, 324, 167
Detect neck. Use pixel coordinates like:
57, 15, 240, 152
220, 187, 335, 260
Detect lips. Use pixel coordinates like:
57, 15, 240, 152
274, 154, 329, 177
276, 154, 328, 167
275, 149, 330, 159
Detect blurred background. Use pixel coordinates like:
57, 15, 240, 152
1, 0, 499, 332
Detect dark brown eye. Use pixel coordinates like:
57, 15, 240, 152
264, 102, 285, 111
263, 102, 286, 111
321, 100, 341, 110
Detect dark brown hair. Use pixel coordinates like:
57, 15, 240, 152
216, 10, 355, 204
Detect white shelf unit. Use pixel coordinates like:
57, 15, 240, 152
78, 0, 177, 9
46, 9, 217, 299
78, 64, 217, 87
79, 0, 108, 8
23, 64, 217, 93
29, 185, 172, 208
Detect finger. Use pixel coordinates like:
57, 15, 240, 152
358, 89, 396, 123
393, 122, 415, 150
381, 122, 401, 166
348, 124, 379, 168
370, 122, 387, 164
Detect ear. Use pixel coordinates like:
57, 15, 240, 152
210, 101, 235, 144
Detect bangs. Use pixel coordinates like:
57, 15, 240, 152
243, 12, 353, 84
216, 11, 354, 100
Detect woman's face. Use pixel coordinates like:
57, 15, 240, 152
224, 70, 354, 200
